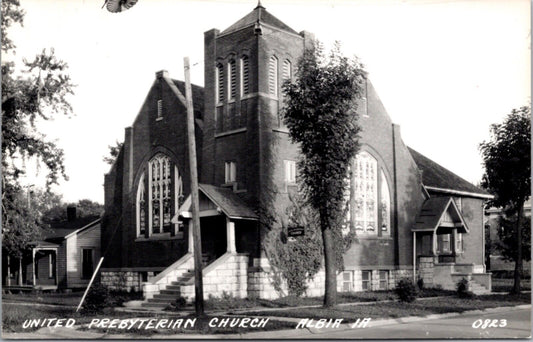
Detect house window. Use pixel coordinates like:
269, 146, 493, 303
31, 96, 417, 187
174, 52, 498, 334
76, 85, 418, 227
216, 63, 224, 103
437, 233, 451, 253
353, 151, 378, 234
48, 253, 54, 278
136, 154, 183, 237
455, 232, 464, 253
240, 55, 250, 96
342, 271, 353, 292
268, 56, 278, 96
380, 170, 391, 233
282, 59, 291, 81
362, 270, 371, 290
225, 161, 236, 183
228, 59, 237, 100
82, 249, 93, 280
284, 160, 296, 184
157, 99, 163, 119
379, 270, 389, 290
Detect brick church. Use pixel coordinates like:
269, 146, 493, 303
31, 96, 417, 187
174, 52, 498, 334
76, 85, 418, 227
101, 3, 492, 304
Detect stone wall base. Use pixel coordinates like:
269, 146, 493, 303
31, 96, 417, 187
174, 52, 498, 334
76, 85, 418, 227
101, 271, 141, 292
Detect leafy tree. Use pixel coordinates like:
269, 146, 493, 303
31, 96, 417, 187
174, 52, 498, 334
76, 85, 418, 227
103, 140, 123, 165
2, 0, 74, 256
282, 41, 366, 306
480, 106, 531, 294
496, 215, 531, 266
42, 199, 104, 224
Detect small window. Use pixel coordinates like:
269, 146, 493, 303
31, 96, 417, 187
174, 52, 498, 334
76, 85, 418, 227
284, 160, 296, 184
379, 270, 388, 290
362, 270, 371, 291
82, 249, 94, 280
216, 64, 224, 103
225, 161, 236, 183
342, 271, 353, 292
456, 232, 464, 253
268, 56, 278, 96
240, 56, 250, 96
157, 99, 163, 119
437, 234, 451, 253
282, 60, 291, 81
228, 59, 237, 100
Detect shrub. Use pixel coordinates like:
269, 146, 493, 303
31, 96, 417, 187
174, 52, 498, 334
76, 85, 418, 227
395, 278, 418, 302
81, 283, 109, 314
417, 277, 424, 290
165, 296, 187, 311
456, 278, 475, 298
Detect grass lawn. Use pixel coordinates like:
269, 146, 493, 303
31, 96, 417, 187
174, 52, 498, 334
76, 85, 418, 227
239, 293, 531, 322
3, 291, 83, 306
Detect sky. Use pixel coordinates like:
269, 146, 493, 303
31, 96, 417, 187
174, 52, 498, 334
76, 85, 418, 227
6, 0, 530, 203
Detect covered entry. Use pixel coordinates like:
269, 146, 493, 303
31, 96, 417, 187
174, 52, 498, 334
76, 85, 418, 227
412, 197, 469, 281
172, 183, 259, 266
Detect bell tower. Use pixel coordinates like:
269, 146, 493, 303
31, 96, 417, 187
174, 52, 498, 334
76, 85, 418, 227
202, 3, 314, 214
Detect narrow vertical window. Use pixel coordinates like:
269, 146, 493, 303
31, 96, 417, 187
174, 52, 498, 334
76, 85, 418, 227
136, 173, 146, 237
225, 161, 236, 183
380, 170, 391, 233
455, 232, 463, 253
362, 271, 371, 290
216, 64, 224, 103
268, 56, 278, 96
284, 160, 296, 183
342, 271, 353, 292
240, 56, 250, 96
82, 249, 93, 280
282, 59, 291, 81
157, 99, 163, 119
228, 59, 237, 100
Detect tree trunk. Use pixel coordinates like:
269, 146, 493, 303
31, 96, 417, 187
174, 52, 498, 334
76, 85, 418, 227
322, 226, 337, 307
512, 203, 523, 294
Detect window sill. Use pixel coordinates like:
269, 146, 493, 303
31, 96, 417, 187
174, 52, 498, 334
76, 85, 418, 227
215, 127, 247, 138
135, 232, 184, 242
156, 117, 163, 121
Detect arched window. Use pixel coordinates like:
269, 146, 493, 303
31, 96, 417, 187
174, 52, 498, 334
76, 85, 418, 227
136, 154, 183, 237
268, 56, 278, 96
354, 151, 378, 233
216, 63, 224, 103
240, 55, 250, 96
228, 59, 236, 100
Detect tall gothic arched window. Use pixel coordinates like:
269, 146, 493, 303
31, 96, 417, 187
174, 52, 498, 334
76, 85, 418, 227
354, 151, 378, 233
380, 170, 391, 234
136, 154, 183, 237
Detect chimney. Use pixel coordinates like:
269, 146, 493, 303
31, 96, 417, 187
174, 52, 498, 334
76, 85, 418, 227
67, 206, 77, 222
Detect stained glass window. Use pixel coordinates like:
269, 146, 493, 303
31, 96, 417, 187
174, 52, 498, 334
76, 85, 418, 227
137, 154, 183, 237
353, 151, 377, 233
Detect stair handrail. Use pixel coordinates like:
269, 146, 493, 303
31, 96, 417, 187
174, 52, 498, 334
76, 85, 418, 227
149, 252, 193, 284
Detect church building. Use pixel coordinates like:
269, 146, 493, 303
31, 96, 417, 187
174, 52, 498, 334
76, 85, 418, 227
101, 4, 492, 305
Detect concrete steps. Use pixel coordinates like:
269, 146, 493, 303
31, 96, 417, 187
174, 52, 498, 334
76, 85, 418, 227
142, 270, 193, 308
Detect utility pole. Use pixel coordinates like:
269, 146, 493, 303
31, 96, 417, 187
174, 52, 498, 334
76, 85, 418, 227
184, 57, 204, 316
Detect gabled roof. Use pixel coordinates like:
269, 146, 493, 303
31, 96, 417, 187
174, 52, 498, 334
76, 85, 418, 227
199, 184, 258, 220
221, 3, 298, 35
43, 217, 101, 242
408, 147, 491, 198
413, 196, 469, 233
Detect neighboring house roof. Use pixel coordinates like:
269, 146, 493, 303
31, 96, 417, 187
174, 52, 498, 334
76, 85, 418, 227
198, 184, 259, 220
413, 196, 469, 233
221, 3, 298, 35
43, 216, 101, 243
408, 147, 492, 198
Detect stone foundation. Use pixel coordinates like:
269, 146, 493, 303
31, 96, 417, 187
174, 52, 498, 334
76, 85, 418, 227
101, 271, 141, 292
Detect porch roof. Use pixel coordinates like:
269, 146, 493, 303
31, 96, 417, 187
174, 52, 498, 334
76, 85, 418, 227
413, 196, 469, 233
172, 184, 259, 221
30, 241, 60, 248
